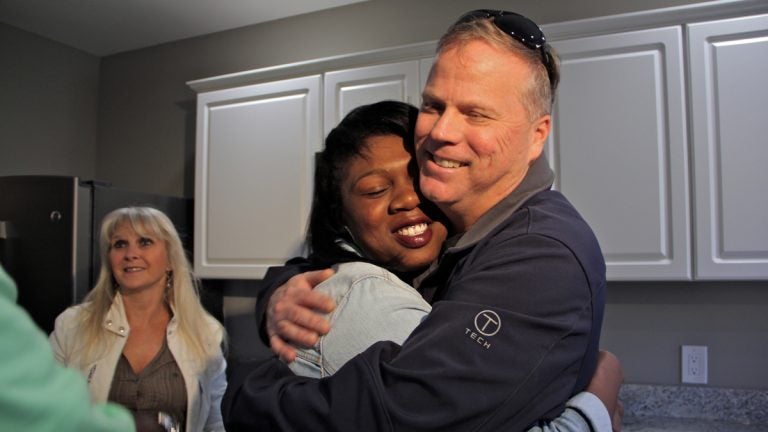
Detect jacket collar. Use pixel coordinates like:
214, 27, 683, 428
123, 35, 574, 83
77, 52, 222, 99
413, 155, 554, 290
103, 292, 129, 337
103, 291, 177, 337
449, 154, 554, 251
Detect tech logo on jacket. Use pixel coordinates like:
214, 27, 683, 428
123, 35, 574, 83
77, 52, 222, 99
465, 309, 500, 350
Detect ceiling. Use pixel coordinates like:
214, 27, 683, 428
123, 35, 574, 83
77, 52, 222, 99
0, 0, 370, 57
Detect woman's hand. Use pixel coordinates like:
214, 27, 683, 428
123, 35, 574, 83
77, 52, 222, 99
266, 269, 336, 361
587, 350, 625, 432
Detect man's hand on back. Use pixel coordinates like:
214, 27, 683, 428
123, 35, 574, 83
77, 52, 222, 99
587, 350, 625, 431
266, 268, 337, 361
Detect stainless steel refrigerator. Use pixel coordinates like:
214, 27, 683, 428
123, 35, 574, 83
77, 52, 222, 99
0, 175, 192, 333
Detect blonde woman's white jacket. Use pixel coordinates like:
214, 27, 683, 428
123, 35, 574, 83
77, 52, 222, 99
49, 293, 227, 432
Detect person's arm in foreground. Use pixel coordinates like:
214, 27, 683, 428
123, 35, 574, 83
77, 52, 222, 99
224, 231, 604, 431
0, 266, 135, 432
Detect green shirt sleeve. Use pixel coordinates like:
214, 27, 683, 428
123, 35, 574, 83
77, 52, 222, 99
0, 265, 135, 432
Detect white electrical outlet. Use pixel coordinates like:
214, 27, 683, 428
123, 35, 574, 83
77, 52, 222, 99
681, 345, 708, 384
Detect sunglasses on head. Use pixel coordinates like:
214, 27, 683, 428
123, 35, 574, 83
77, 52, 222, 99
455, 9, 555, 90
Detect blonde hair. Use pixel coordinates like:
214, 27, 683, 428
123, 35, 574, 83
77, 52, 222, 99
75, 206, 224, 367
437, 17, 560, 120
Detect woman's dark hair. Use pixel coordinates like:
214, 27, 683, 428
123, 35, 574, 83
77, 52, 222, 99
307, 100, 419, 266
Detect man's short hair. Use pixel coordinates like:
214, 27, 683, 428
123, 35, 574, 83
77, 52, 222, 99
437, 16, 560, 120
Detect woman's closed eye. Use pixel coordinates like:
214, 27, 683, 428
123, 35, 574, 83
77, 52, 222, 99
354, 176, 392, 198
361, 186, 389, 197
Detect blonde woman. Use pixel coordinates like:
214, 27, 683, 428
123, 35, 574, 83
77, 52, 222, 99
50, 207, 226, 432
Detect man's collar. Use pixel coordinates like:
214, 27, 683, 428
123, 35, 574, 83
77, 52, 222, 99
452, 154, 554, 250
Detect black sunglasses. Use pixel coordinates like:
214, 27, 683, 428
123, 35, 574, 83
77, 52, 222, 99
455, 9, 555, 91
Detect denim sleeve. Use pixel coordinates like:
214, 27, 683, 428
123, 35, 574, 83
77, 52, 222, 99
318, 269, 431, 375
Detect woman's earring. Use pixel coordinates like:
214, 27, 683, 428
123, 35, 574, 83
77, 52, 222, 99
165, 270, 173, 291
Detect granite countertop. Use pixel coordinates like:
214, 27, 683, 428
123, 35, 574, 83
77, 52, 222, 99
624, 415, 768, 431
619, 384, 768, 432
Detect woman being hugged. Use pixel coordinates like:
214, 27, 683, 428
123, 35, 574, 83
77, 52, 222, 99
50, 207, 226, 432
226, 101, 621, 432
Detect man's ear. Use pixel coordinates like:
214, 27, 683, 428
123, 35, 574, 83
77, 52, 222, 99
528, 114, 551, 163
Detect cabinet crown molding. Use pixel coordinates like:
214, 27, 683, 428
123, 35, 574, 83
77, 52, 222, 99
187, 0, 768, 94
545, 0, 768, 41
187, 41, 436, 93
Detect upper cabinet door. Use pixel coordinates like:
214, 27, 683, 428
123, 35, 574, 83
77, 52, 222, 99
194, 75, 322, 278
550, 27, 691, 280
688, 14, 768, 280
323, 61, 420, 136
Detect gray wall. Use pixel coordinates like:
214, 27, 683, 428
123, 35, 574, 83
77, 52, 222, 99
603, 281, 766, 389
0, 23, 99, 180
3, 0, 767, 390
95, 0, 717, 197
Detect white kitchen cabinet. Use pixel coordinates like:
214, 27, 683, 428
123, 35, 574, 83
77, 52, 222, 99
550, 26, 691, 280
188, 2, 768, 281
688, 14, 768, 279
190, 58, 426, 279
194, 75, 322, 278
323, 61, 421, 136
